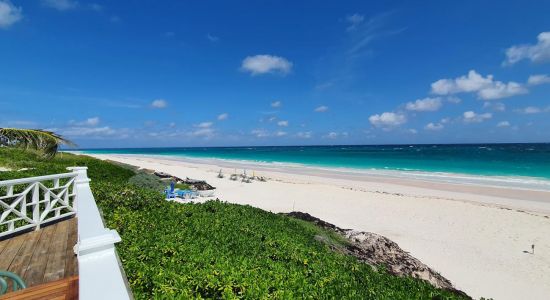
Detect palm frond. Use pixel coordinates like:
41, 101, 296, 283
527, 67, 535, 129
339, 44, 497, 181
0, 128, 76, 158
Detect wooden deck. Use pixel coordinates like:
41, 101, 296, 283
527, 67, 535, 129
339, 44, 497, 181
0, 218, 78, 292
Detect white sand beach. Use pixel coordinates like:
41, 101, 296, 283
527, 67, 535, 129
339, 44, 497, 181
89, 154, 550, 300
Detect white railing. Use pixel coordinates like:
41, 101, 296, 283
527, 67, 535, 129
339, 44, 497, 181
0, 172, 77, 238
0, 167, 131, 300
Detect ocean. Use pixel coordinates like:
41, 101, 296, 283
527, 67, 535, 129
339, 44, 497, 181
80, 143, 550, 181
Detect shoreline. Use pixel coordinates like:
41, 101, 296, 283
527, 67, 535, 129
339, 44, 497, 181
86, 153, 550, 300
71, 151, 550, 193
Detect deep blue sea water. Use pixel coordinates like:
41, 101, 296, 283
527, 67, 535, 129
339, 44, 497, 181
80, 143, 550, 180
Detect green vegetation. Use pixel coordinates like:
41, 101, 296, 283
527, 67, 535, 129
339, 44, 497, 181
0, 148, 468, 299
0, 128, 74, 158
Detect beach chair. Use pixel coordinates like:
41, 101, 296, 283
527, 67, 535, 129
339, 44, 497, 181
165, 182, 177, 199
217, 169, 224, 178
229, 174, 238, 181
0, 271, 27, 295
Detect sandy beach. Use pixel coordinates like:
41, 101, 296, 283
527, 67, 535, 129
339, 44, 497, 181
88, 153, 550, 300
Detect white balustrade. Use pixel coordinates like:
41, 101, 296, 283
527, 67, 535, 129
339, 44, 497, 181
0, 172, 77, 238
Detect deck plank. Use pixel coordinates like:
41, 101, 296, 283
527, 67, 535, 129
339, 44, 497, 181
22, 223, 58, 287
64, 218, 78, 278
0, 233, 27, 271
7, 229, 44, 281
43, 219, 70, 282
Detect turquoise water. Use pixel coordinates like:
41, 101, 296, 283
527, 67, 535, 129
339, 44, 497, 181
80, 143, 550, 180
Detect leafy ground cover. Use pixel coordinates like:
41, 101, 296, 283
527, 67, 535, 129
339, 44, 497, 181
0, 148, 469, 299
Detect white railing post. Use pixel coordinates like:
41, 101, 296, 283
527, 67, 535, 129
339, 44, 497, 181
68, 167, 130, 300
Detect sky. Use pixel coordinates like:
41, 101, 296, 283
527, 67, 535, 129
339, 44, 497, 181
0, 0, 549, 148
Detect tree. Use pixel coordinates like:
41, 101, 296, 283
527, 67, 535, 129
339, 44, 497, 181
0, 128, 75, 158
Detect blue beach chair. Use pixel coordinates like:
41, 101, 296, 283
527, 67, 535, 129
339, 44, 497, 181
165, 182, 177, 199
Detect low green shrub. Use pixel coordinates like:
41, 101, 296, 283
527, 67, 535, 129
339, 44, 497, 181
128, 172, 167, 192
0, 148, 469, 299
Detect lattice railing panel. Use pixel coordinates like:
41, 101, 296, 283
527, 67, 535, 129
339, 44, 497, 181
0, 172, 77, 237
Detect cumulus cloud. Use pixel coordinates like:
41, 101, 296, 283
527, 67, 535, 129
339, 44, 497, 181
251, 129, 269, 138
497, 121, 510, 127
71, 117, 100, 126
324, 131, 348, 139
424, 122, 444, 131
514, 106, 550, 114
189, 128, 215, 138
447, 96, 462, 104
462, 111, 492, 123
504, 32, 550, 65
405, 97, 442, 112
346, 13, 364, 31
271, 101, 282, 108
407, 128, 418, 134
217, 113, 229, 121
0, 0, 22, 29
483, 102, 506, 112
314, 105, 329, 112
151, 99, 167, 108
296, 131, 312, 139
277, 120, 289, 127
527, 74, 550, 86
196, 122, 213, 128
275, 131, 287, 137
42, 0, 78, 11
431, 70, 527, 100
369, 112, 406, 128
241, 55, 292, 76
61, 126, 116, 137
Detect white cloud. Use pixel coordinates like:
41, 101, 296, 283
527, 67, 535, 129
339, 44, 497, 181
369, 112, 406, 128
440, 117, 451, 124
42, 0, 78, 11
151, 99, 167, 108
0, 1, 22, 29
271, 101, 282, 108
477, 81, 527, 100
497, 121, 510, 127
241, 55, 292, 76
206, 33, 219, 42
424, 122, 444, 131
296, 131, 312, 139
217, 113, 229, 121
405, 97, 442, 112
346, 13, 364, 31
275, 131, 287, 137
268, 116, 277, 122
407, 128, 418, 134
527, 74, 550, 86
314, 105, 329, 112
69, 117, 100, 126
189, 128, 214, 138
325, 132, 339, 139
504, 32, 550, 65
514, 106, 550, 114
61, 126, 116, 137
196, 122, 213, 128
462, 111, 492, 123
251, 129, 269, 138
277, 120, 289, 127
431, 70, 527, 100
483, 102, 506, 112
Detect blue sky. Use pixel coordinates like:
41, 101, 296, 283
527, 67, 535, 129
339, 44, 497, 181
0, 0, 549, 148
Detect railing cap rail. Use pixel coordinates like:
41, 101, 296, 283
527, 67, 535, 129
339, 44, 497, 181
0, 172, 77, 187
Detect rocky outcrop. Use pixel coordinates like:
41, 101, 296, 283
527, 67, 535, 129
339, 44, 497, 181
285, 212, 470, 298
